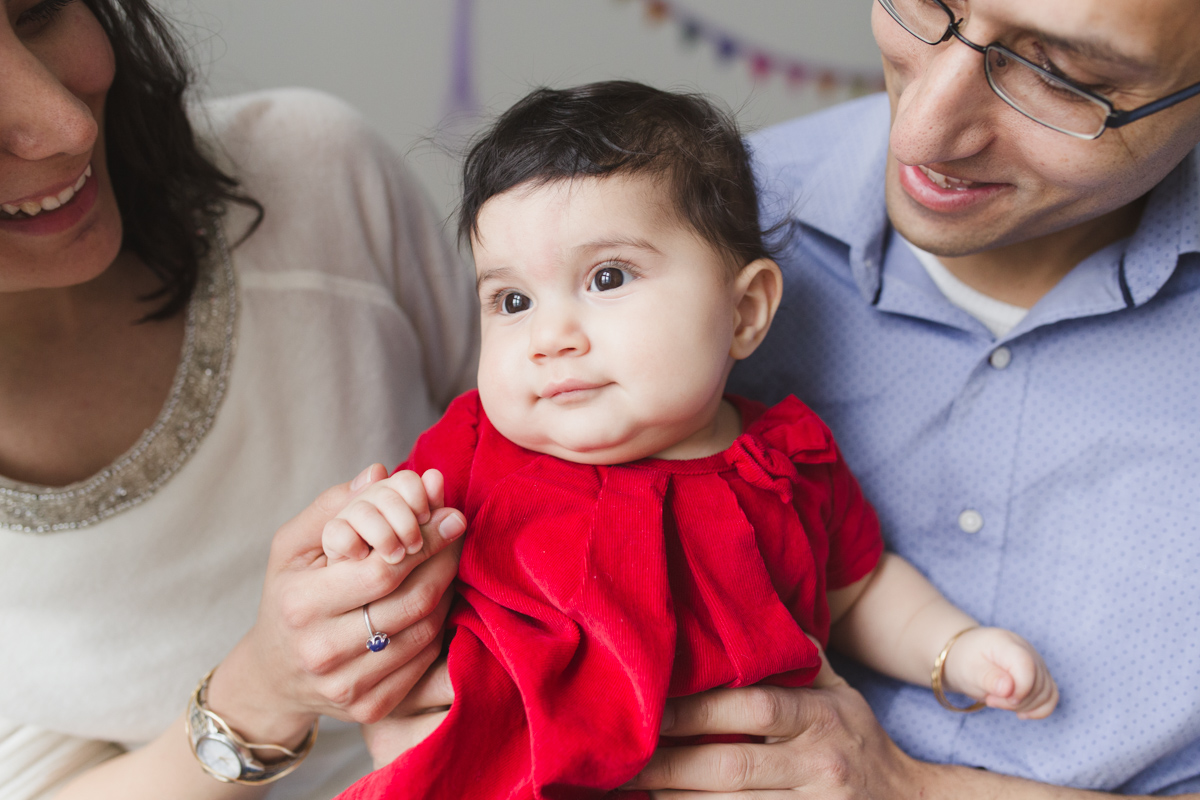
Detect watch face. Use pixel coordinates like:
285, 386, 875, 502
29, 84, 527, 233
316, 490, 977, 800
196, 736, 242, 780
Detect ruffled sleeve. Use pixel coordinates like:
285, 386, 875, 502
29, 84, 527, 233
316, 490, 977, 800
397, 390, 484, 511
740, 395, 882, 591
729, 398, 883, 592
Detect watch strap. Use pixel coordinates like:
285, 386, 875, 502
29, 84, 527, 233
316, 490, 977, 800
185, 667, 319, 784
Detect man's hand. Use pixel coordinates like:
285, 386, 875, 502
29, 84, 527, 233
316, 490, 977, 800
362, 657, 455, 768
627, 682, 924, 799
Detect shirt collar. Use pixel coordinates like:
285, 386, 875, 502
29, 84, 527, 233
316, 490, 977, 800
753, 94, 1200, 312
1122, 146, 1200, 307
751, 94, 892, 305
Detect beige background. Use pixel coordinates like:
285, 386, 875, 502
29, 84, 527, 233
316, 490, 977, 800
164, 0, 882, 219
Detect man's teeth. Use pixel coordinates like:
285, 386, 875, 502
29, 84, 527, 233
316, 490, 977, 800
919, 165, 978, 191
1, 165, 91, 218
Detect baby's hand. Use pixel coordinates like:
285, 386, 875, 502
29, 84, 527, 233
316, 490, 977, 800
322, 468, 446, 565
942, 627, 1059, 719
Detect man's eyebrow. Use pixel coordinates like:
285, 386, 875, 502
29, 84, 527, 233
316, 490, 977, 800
574, 237, 664, 255
1036, 30, 1152, 74
475, 266, 514, 292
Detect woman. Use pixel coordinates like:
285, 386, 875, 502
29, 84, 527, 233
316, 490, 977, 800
0, 1, 475, 797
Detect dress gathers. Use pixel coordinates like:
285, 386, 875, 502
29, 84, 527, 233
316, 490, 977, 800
339, 391, 882, 800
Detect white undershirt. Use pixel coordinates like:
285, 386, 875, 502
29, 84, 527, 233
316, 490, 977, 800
903, 238, 1029, 338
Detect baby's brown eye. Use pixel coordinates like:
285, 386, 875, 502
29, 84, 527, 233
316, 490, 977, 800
590, 266, 627, 292
502, 292, 531, 314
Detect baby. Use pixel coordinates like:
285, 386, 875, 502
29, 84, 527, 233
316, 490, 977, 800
329, 81, 1058, 799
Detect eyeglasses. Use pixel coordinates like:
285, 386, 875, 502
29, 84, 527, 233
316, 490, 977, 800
877, 0, 1200, 140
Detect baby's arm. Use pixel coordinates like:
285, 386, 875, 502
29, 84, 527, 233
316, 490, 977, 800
827, 553, 1059, 719
322, 468, 446, 564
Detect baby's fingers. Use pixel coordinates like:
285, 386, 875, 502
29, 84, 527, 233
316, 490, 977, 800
421, 469, 445, 512
379, 471, 434, 554
322, 518, 371, 563
337, 499, 414, 564
1015, 668, 1059, 720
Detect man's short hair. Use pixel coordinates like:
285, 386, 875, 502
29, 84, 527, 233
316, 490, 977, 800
459, 80, 774, 273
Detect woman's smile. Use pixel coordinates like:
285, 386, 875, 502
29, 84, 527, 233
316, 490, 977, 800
1, 163, 91, 216
0, 163, 97, 235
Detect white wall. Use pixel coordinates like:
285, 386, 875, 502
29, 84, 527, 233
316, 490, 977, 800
164, 0, 881, 219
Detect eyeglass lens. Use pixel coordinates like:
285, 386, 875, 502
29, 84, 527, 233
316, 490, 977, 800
882, 0, 1111, 138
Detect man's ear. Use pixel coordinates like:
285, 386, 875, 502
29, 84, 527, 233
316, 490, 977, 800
730, 258, 783, 361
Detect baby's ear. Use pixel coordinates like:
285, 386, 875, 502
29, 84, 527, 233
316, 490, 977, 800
730, 258, 783, 360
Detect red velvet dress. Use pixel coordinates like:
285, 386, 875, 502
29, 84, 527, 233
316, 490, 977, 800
338, 391, 882, 800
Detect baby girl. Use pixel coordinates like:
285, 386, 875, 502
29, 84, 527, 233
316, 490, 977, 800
328, 81, 1058, 799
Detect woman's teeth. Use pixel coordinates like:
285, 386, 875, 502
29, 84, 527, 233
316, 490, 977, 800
1, 165, 92, 218
918, 164, 978, 191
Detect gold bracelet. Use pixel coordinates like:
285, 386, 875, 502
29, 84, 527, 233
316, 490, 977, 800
185, 667, 319, 784
930, 626, 986, 713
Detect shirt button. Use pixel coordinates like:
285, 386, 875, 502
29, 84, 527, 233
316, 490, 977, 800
989, 347, 1012, 369
958, 509, 984, 534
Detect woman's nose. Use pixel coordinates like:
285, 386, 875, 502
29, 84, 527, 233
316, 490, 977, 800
886, 34, 999, 168
0, 27, 98, 162
528, 304, 590, 360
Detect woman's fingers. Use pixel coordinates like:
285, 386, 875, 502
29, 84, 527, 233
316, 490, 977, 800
272, 463, 391, 568
349, 544, 459, 648
326, 592, 452, 723
246, 464, 466, 723
308, 506, 465, 613
351, 462, 391, 492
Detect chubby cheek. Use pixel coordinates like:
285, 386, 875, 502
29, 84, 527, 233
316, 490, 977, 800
621, 296, 732, 409
475, 322, 534, 435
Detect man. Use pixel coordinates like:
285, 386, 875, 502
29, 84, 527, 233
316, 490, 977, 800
627, 0, 1200, 796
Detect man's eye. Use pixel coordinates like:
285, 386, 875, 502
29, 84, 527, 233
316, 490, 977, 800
501, 292, 531, 314
589, 266, 628, 292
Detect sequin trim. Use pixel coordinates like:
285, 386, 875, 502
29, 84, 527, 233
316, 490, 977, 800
0, 229, 237, 533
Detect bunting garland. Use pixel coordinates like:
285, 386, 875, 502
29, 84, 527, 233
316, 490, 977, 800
624, 0, 886, 96
441, 0, 886, 131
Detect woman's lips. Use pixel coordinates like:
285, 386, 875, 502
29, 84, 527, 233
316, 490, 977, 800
0, 165, 98, 236
897, 162, 1009, 213
1, 164, 91, 215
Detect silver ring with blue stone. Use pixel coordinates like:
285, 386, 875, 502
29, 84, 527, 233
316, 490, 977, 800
363, 604, 390, 653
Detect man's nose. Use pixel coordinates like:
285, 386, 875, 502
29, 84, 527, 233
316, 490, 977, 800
0, 28, 98, 163
887, 34, 1000, 168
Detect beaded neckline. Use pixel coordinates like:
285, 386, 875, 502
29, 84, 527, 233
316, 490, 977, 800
0, 229, 237, 533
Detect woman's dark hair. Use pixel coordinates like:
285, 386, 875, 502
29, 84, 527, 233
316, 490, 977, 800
459, 81, 776, 273
84, 0, 262, 320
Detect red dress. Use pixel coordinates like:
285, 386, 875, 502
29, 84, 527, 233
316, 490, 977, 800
338, 391, 882, 800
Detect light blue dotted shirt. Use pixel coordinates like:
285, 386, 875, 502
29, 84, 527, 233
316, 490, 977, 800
732, 95, 1200, 795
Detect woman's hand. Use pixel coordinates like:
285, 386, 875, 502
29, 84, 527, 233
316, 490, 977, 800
206, 464, 466, 749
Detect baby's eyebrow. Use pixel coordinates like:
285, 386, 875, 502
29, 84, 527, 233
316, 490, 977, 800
574, 237, 663, 256
475, 266, 514, 292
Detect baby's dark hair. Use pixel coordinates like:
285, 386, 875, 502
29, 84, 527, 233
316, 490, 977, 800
459, 80, 773, 273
